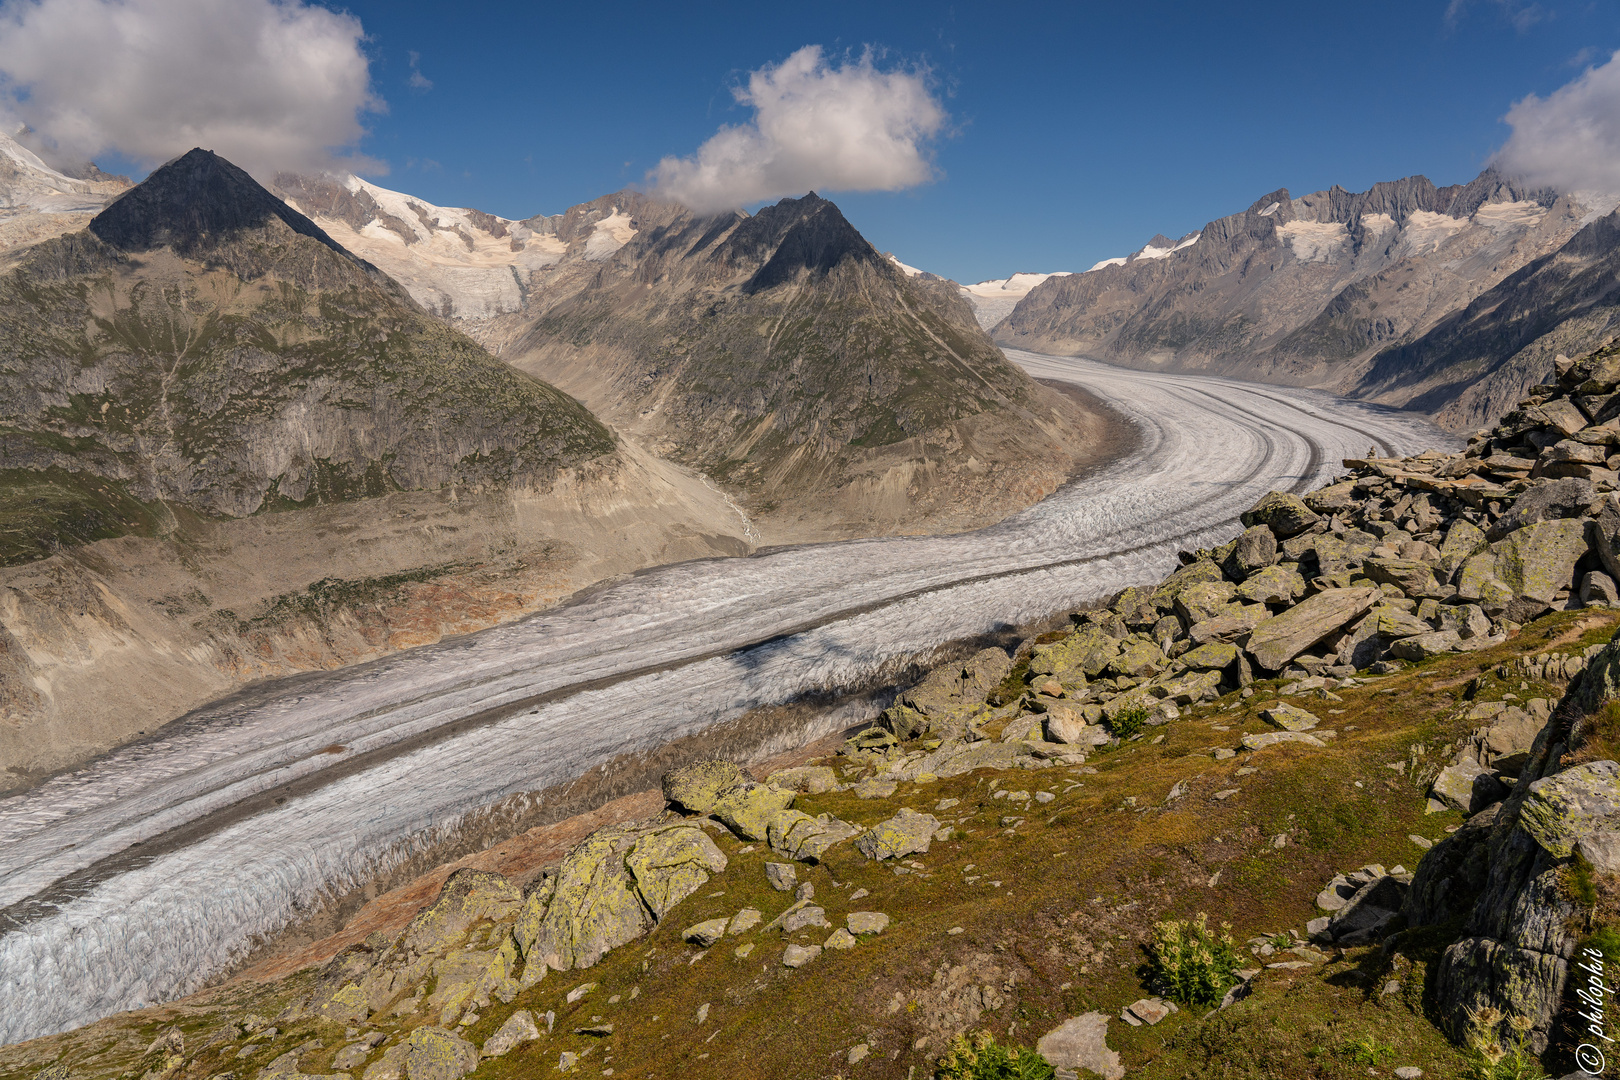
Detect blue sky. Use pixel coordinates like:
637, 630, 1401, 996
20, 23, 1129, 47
11, 0, 1620, 282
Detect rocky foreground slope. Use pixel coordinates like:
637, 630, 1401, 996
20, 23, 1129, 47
10, 343, 1620, 1077
997, 169, 1614, 432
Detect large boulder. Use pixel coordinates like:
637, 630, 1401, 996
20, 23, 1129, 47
402, 1028, 479, 1080
662, 760, 748, 814
1246, 587, 1381, 671
1390, 630, 1463, 661
1106, 637, 1166, 679
523, 827, 652, 972
1486, 477, 1597, 539
1517, 760, 1620, 870
854, 808, 941, 860
1030, 628, 1120, 679
400, 870, 522, 957
1242, 491, 1322, 539
1325, 875, 1407, 946
711, 782, 797, 841
1430, 759, 1508, 814
1235, 563, 1305, 604
1035, 1014, 1125, 1080
766, 810, 862, 862
1363, 558, 1442, 599
1459, 519, 1588, 618
1222, 525, 1279, 580
623, 826, 728, 917
1174, 581, 1239, 625
1437, 519, 1488, 579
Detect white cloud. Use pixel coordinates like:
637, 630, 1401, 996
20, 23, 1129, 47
0, 0, 383, 179
407, 50, 432, 92
1496, 49, 1620, 195
650, 45, 946, 214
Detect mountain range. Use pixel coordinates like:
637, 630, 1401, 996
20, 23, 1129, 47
992, 168, 1620, 431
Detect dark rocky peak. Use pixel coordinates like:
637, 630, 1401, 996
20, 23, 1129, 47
91, 148, 348, 257
1438, 167, 1559, 217
1142, 234, 1176, 251
1245, 189, 1292, 218
726, 192, 881, 294
1320, 175, 1441, 227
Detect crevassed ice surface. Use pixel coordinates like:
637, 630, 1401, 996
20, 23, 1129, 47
0, 353, 1452, 1044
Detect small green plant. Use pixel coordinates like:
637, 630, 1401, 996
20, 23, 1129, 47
1345, 1035, 1395, 1066
1146, 912, 1243, 1007
1110, 703, 1150, 739
935, 1030, 1056, 1080
1465, 1008, 1546, 1080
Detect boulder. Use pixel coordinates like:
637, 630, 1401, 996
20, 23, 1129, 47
1468, 519, 1588, 614
683, 918, 730, 947
1260, 703, 1321, 731
1487, 476, 1596, 539
1242, 730, 1327, 751
854, 808, 942, 860
1429, 760, 1507, 815
1178, 641, 1239, 671
878, 704, 930, 741
1236, 564, 1306, 604
623, 826, 728, 918
1326, 876, 1407, 946
1390, 630, 1462, 661
662, 760, 748, 814
710, 782, 797, 841
1437, 520, 1488, 578
765, 862, 797, 891
400, 870, 522, 957
1242, 491, 1323, 539
1036, 1013, 1124, 1080
1436, 603, 1491, 639
765, 766, 838, 794
847, 911, 891, 935
1030, 628, 1121, 679
402, 1028, 478, 1080
1372, 605, 1433, 639
481, 1011, 541, 1059
1154, 669, 1222, 705
1044, 707, 1109, 746
766, 811, 861, 862
1305, 481, 1357, 513
523, 827, 651, 972
1174, 581, 1239, 625
1581, 570, 1620, 605
780, 905, 830, 933
1222, 525, 1280, 580
1247, 587, 1381, 671
1518, 760, 1620, 871
1363, 558, 1442, 599
729, 908, 762, 935
782, 944, 821, 968
1107, 637, 1166, 679
1189, 604, 1270, 645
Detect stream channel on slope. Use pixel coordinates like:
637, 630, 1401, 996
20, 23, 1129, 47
0, 352, 1454, 1043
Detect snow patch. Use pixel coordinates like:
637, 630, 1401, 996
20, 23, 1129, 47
1087, 256, 1128, 272
887, 253, 924, 276
1472, 200, 1547, 231
1359, 212, 1397, 236
584, 208, 636, 261
1400, 210, 1469, 255
1276, 220, 1349, 262
1257, 202, 1281, 217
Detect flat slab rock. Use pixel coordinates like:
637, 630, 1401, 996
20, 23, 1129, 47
1120, 997, 1177, 1026
1242, 730, 1327, 751
1260, 703, 1320, 732
1037, 1013, 1124, 1080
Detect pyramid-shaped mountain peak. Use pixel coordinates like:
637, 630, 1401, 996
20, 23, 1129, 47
90, 148, 347, 257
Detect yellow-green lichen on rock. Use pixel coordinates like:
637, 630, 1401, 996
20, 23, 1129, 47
526, 828, 651, 972
399, 869, 521, 956
623, 825, 727, 917
1517, 760, 1620, 862
401, 1026, 479, 1080
710, 782, 796, 841
660, 759, 748, 814
1491, 518, 1588, 604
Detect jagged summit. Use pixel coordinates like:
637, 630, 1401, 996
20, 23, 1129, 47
728, 191, 882, 293
90, 148, 347, 257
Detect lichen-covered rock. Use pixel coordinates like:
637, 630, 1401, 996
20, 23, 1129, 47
1222, 525, 1280, 580
766, 810, 861, 862
782, 944, 822, 968
1430, 759, 1507, 815
1518, 760, 1620, 869
524, 827, 651, 972
1437, 519, 1488, 577
854, 808, 942, 860
661, 760, 748, 814
878, 704, 930, 740
624, 826, 728, 917
1235, 563, 1305, 604
1036, 1013, 1124, 1080
1247, 587, 1381, 671
1154, 669, 1222, 706
402, 1027, 478, 1080
481, 1010, 541, 1059
710, 782, 797, 841
847, 911, 890, 934
1243, 491, 1322, 539
1487, 476, 1597, 539
1189, 603, 1270, 645
1241, 730, 1326, 751
511, 875, 556, 968
1390, 630, 1462, 661
1030, 628, 1120, 679
399, 869, 522, 957
1363, 558, 1441, 598
1177, 641, 1239, 671
424, 939, 517, 1024
1260, 704, 1320, 731
1106, 637, 1165, 679
1467, 519, 1589, 616
1173, 580, 1239, 625
683, 918, 730, 947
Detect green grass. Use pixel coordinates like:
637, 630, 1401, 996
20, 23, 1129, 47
0, 467, 168, 565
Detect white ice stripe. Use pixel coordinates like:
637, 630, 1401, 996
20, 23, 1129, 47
0, 354, 1451, 1043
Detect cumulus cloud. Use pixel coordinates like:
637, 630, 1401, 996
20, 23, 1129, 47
650, 45, 946, 214
1496, 49, 1620, 195
0, 0, 383, 179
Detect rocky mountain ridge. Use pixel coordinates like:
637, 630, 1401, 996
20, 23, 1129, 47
996, 168, 1613, 431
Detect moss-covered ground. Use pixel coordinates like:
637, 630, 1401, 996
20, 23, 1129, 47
6, 609, 1616, 1080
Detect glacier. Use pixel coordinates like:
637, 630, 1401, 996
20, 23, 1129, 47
0, 353, 1452, 1044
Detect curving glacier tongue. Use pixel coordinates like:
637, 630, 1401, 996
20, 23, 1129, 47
0, 354, 1451, 1044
